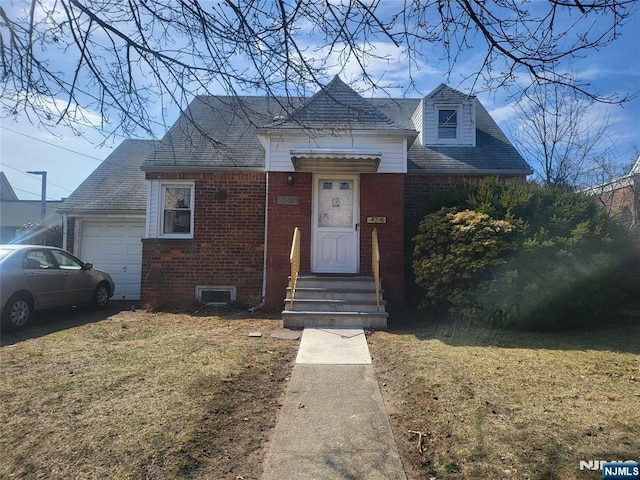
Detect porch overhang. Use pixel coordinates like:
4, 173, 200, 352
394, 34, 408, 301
290, 149, 382, 173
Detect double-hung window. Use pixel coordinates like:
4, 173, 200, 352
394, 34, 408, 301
438, 108, 458, 141
161, 184, 194, 237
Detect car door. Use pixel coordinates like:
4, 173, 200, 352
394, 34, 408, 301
21, 249, 65, 308
50, 250, 95, 305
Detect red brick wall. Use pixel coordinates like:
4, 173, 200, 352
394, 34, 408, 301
597, 183, 638, 230
404, 174, 525, 236
405, 174, 475, 235
141, 172, 266, 309
264, 172, 406, 310
139, 170, 529, 310
65, 216, 77, 253
264, 172, 313, 308
360, 173, 405, 309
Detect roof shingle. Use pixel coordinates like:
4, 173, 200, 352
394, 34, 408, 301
59, 139, 157, 213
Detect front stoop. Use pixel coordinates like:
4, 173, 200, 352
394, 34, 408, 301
282, 276, 389, 329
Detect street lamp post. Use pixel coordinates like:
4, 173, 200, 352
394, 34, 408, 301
27, 170, 47, 224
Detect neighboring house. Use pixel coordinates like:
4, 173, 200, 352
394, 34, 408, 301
586, 155, 640, 249
57, 140, 157, 301
0, 172, 63, 244
62, 77, 531, 310
1, 172, 18, 201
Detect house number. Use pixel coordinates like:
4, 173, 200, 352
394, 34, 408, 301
276, 196, 300, 205
332, 198, 340, 207
366, 216, 387, 224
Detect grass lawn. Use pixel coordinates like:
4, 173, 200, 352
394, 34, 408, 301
369, 312, 640, 480
0, 310, 298, 480
1, 307, 638, 479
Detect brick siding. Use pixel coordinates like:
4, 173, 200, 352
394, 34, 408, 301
65, 216, 76, 253
359, 173, 405, 309
141, 172, 266, 309
264, 172, 313, 309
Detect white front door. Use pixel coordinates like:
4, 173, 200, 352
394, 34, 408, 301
312, 175, 359, 273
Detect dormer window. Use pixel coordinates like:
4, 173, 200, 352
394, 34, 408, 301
418, 87, 476, 146
438, 108, 458, 140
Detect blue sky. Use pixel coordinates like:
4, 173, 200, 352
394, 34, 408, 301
1, 2, 638, 201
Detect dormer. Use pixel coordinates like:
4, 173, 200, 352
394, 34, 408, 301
413, 84, 476, 147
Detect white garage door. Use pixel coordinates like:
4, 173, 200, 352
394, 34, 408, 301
80, 222, 145, 300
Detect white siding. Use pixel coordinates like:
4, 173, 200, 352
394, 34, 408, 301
267, 134, 407, 173
411, 99, 424, 145
423, 99, 476, 146
146, 180, 160, 238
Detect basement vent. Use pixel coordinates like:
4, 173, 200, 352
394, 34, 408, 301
195, 285, 236, 305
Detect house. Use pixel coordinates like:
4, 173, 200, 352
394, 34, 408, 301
587, 155, 640, 249
61, 77, 531, 318
57, 139, 157, 300
0, 172, 63, 244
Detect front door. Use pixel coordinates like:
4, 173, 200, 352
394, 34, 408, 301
312, 175, 359, 273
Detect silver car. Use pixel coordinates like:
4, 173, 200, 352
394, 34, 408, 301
0, 245, 115, 330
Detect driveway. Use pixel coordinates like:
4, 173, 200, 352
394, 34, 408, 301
1, 301, 135, 347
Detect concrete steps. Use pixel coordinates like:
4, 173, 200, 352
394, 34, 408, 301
283, 276, 388, 329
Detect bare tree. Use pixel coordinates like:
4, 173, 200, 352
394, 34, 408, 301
0, 0, 636, 140
509, 82, 624, 188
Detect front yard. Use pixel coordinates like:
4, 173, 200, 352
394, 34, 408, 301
0, 310, 298, 480
370, 313, 640, 479
1, 308, 638, 479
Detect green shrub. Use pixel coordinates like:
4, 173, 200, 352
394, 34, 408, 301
412, 179, 631, 330
412, 207, 517, 308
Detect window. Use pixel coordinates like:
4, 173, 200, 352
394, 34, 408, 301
196, 285, 236, 305
22, 250, 56, 269
51, 250, 84, 270
438, 108, 458, 140
161, 184, 194, 236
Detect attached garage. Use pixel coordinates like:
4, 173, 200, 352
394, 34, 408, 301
57, 139, 157, 303
79, 221, 145, 300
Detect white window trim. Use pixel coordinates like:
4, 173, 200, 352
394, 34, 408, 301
158, 182, 195, 239
436, 105, 461, 143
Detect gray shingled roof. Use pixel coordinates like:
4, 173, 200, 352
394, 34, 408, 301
272, 76, 414, 132
1, 172, 18, 200
426, 83, 474, 103
408, 102, 532, 174
58, 139, 156, 213
142, 78, 530, 175
142, 96, 291, 171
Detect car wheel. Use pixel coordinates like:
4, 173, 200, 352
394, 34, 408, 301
2, 294, 32, 330
90, 282, 111, 309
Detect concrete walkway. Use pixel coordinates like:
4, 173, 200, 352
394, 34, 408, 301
262, 327, 406, 479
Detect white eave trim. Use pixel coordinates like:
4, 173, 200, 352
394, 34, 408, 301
257, 127, 418, 140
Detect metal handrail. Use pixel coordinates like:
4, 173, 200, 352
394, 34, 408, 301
289, 227, 301, 310
372, 228, 381, 311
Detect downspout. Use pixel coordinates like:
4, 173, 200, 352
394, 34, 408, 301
258, 137, 272, 309
261, 171, 269, 304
